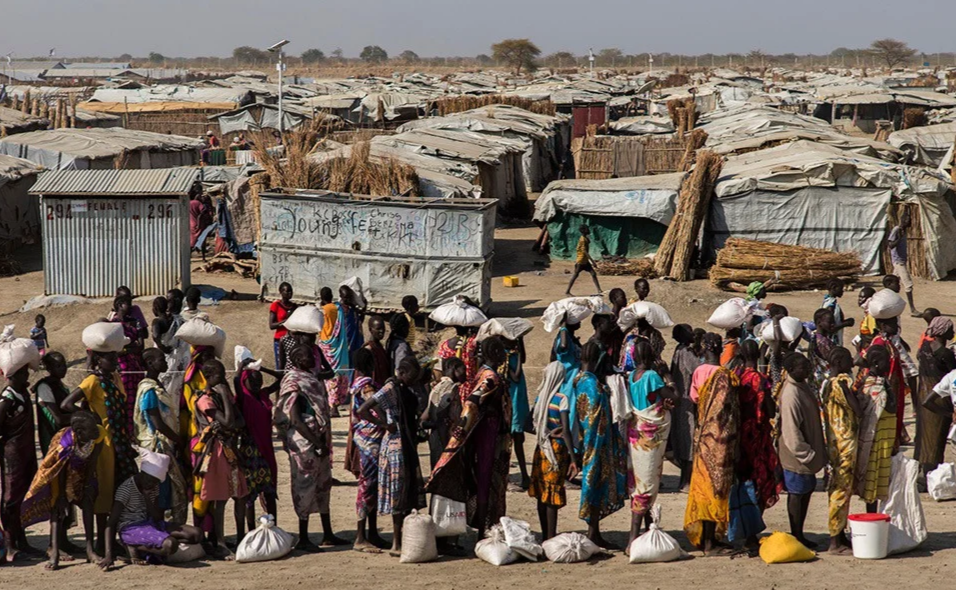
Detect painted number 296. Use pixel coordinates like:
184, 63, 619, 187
147, 204, 174, 219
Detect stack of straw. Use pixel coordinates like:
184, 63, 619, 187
595, 257, 657, 278
666, 98, 697, 137
710, 238, 861, 291
902, 108, 927, 130
678, 129, 707, 172
433, 95, 555, 117
654, 151, 723, 281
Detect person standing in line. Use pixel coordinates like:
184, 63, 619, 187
269, 282, 298, 370
887, 210, 920, 316
822, 279, 855, 348
566, 225, 602, 296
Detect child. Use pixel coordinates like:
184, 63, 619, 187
565, 224, 602, 296
234, 356, 280, 539
193, 359, 248, 559
34, 352, 70, 455
350, 348, 388, 553
21, 411, 103, 569
822, 278, 855, 347
101, 450, 203, 569
30, 315, 48, 356
269, 282, 298, 370
632, 278, 650, 303
778, 353, 826, 550
363, 315, 390, 386
180, 286, 209, 322
506, 337, 531, 490
421, 357, 466, 470
276, 346, 345, 552
857, 286, 877, 351
402, 295, 422, 354
855, 346, 896, 513
529, 361, 574, 541
821, 347, 861, 555
0, 360, 39, 560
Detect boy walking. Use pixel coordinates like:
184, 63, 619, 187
566, 225, 601, 296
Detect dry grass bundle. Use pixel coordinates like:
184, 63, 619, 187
654, 150, 723, 280
433, 95, 555, 117
902, 108, 927, 130
666, 98, 697, 137
595, 256, 657, 278
660, 73, 691, 87
0, 251, 22, 277
710, 238, 861, 291
678, 129, 707, 172
884, 203, 928, 279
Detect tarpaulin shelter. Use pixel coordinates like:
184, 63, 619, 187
888, 122, 956, 168
0, 154, 43, 250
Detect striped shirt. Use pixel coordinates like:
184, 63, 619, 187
114, 477, 158, 531
547, 390, 570, 443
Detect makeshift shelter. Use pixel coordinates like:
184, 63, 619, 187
0, 128, 203, 170
534, 173, 683, 260
710, 140, 956, 278
0, 107, 50, 136
888, 122, 956, 167
29, 168, 197, 297
0, 155, 43, 250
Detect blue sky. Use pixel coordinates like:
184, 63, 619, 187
4, 0, 952, 58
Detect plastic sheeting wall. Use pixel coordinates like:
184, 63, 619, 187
259, 192, 496, 309
0, 176, 40, 250
707, 186, 892, 274
40, 196, 190, 296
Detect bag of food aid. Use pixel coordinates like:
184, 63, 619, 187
166, 542, 206, 564
429, 295, 487, 327
758, 531, 816, 564
707, 298, 751, 330
926, 463, 956, 502
80, 322, 130, 354
476, 317, 534, 342
542, 532, 600, 563
500, 517, 543, 561
235, 514, 295, 563
880, 454, 927, 554
175, 318, 226, 358
233, 345, 262, 373
869, 289, 906, 320
0, 325, 41, 377
283, 305, 323, 334
617, 301, 675, 332
400, 510, 438, 563
475, 525, 517, 566
430, 495, 467, 537
628, 505, 688, 563
340, 276, 368, 308
759, 317, 804, 343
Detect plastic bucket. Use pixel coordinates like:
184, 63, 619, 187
848, 513, 890, 559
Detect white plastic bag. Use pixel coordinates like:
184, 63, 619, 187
617, 301, 674, 331
628, 506, 688, 563
233, 346, 262, 373
607, 373, 633, 426
80, 322, 130, 354
429, 295, 487, 327
175, 318, 226, 358
340, 276, 368, 307
500, 517, 542, 561
542, 532, 600, 563
707, 298, 752, 329
475, 525, 517, 566
879, 454, 927, 554
759, 317, 804, 343
926, 463, 956, 501
0, 326, 40, 377
400, 510, 438, 563
235, 515, 295, 563
476, 318, 534, 342
541, 296, 609, 333
430, 495, 467, 537
283, 306, 323, 334
869, 289, 906, 320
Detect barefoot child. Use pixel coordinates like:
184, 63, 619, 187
505, 337, 531, 490
529, 361, 574, 541
30, 315, 48, 356
101, 450, 202, 569
778, 353, 826, 550
821, 347, 861, 555
350, 348, 388, 553
565, 224, 602, 296
21, 411, 104, 569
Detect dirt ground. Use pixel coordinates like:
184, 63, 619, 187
3, 225, 956, 589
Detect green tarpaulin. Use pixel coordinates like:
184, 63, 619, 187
548, 212, 667, 260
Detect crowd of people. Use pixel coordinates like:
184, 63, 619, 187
0, 272, 953, 571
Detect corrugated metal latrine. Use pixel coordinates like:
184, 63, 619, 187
39, 196, 190, 297
259, 190, 497, 309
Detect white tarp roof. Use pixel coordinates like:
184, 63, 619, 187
534, 173, 684, 224
608, 116, 675, 135
0, 128, 204, 159
888, 122, 956, 166
89, 86, 251, 105
0, 154, 42, 187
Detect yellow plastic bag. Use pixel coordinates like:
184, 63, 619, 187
758, 532, 816, 564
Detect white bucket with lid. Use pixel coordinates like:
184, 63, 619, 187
848, 513, 890, 559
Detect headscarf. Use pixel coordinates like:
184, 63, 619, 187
746, 282, 764, 301
138, 447, 170, 481
532, 361, 568, 467
927, 317, 954, 339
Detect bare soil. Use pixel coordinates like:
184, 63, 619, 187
3, 225, 955, 589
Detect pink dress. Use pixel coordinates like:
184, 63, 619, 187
689, 364, 720, 403
195, 393, 248, 502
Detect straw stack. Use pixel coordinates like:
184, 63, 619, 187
678, 129, 707, 172
433, 95, 556, 117
902, 108, 927, 130
710, 238, 861, 291
654, 150, 723, 281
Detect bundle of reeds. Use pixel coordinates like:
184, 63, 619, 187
433, 95, 556, 117
21, 90, 30, 115
678, 129, 707, 172
710, 238, 860, 291
654, 150, 723, 280
666, 97, 697, 137
595, 256, 657, 278
884, 203, 928, 279
902, 108, 927, 130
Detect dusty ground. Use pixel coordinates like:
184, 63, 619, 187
3, 225, 956, 589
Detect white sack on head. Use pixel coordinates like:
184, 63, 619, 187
283, 306, 323, 334
234, 345, 262, 373
869, 289, 906, 320
81, 322, 130, 353
541, 296, 609, 333
477, 317, 534, 341
758, 317, 803, 343
340, 276, 368, 307
175, 318, 226, 358
617, 301, 674, 331
0, 325, 41, 377
707, 298, 752, 330
429, 295, 487, 327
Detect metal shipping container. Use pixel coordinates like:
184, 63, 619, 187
259, 189, 496, 309
30, 169, 195, 297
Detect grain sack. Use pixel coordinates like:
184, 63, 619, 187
430, 495, 467, 538
869, 289, 906, 320
234, 345, 262, 373
340, 276, 368, 307
475, 525, 517, 566
500, 517, 542, 561
399, 510, 438, 563
235, 515, 295, 563
542, 532, 600, 563
476, 318, 534, 342
81, 322, 130, 354
0, 325, 41, 377
707, 298, 752, 330
759, 317, 804, 343
617, 301, 674, 331
429, 295, 487, 327
176, 318, 226, 358
284, 306, 323, 334
628, 506, 688, 563
880, 454, 927, 554
926, 463, 956, 501
542, 296, 609, 333
758, 531, 815, 564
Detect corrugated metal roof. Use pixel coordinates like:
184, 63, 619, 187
30, 168, 198, 196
